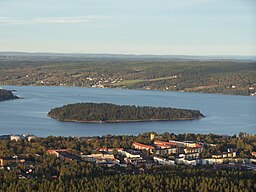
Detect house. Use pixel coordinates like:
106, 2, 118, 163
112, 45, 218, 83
252, 152, 256, 157
132, 142, 155, 152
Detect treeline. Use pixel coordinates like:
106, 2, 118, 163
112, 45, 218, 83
0, 89, 18, 101
48, 103, 204, 122
0, 166, 255, 192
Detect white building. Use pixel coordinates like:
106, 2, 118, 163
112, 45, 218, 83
153, 156, 175, 165
10, 135, 21, 141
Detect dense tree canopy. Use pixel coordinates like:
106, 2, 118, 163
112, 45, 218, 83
48, 103, 204, 122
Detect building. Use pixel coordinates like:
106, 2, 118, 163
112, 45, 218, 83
176, 158, 197, 165
153, 156, 175, 165
96, 148, 124, 153
91, 152, 115, 160
47, 149, 68, 158
150, 133, 155, 141
133, 142, 155, 152
155, 148, 178, 156
168, 140, 200, 148
27, 136, 37, 142
212, 152, 236, 159
82, 151, 119, 165
121, 150, 141, 159
10, 135, 21, 141
179, 153, 200, 159
184, 147, 202, 154
154, 140, 177, 149
201, 158, 224, 165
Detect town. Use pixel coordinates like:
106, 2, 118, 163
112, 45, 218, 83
0, 132, 255, 191
1, 132, 256, 178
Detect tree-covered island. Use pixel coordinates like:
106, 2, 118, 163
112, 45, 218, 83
0, 89, 19, 101
48, 103, 204, 123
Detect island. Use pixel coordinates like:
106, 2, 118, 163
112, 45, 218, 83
0, 89, 19, 101
48, 103, 204, 123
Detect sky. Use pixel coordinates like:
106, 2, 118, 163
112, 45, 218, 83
0, 0, 255, 55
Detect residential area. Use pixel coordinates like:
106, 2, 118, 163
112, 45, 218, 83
1, 132, 256, 180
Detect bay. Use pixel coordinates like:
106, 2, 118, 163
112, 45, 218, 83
0, 86, 255, 137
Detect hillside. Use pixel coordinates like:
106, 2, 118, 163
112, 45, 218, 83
0, 55, 255, 95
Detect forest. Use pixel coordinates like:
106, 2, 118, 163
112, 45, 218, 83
0, 55, 255, 96
0, 89, 18, 101
47, 103, 204, 122
0, 132, 255, 192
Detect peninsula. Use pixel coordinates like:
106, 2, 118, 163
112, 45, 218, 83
48, 103, 204, 123
0, 89, 19, 101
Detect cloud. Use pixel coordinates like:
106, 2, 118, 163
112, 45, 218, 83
0, 16, 96, 25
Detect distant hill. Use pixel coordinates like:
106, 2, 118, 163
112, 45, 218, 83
0, 51, 256, 61
0, 52, 255, 96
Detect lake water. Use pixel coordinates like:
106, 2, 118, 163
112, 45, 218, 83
0, 86, 255, 137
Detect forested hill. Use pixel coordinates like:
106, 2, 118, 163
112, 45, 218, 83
48, 103, 204, 122
1, 55, 256, 96
0, 89, 18, 101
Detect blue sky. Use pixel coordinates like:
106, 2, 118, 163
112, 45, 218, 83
0, 0, 255, 55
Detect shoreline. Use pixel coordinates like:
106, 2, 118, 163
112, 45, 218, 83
0, 84, 252, 97
48, 117, 204, 124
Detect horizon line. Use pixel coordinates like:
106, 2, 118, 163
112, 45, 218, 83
1, 51, 256, 58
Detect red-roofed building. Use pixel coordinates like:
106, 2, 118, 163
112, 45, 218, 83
155, 143, 171, 149
252, 152, 256, 157
154, 140, 177, 147
133, 142, 155, 152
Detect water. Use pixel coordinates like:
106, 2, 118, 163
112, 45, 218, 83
0, 86, 255, 137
